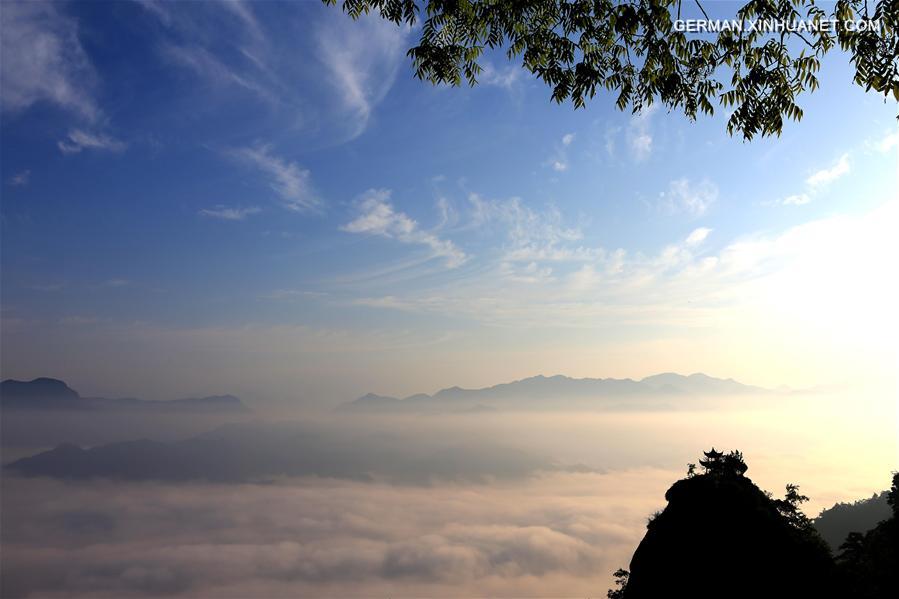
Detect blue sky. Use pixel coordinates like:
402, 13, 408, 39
1, 1, 897, 405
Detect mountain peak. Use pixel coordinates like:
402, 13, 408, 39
1, 377, 249, 413
1, 377, 80, 403
342, 372, 767, 413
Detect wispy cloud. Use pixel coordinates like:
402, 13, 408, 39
8, 170, 31, 186
0, 1, 98, 121
685, 227, 712, 246
546, 133, 575, 172
658, 178, 717, 217
806, 153, 850, 188
777, 153, 852, 206
57, 130, 126, 154
342, 189, 467, 268
435, 196, 458, 229
199, 205, 261, 220
354, 199, 897, 341
782, 193, 812, 206
141, 0, 278, 107
874, 129, 899, 153
627, 105, 657, 162
219, 0, 263, 40
134, 0, 174, 26
603, 126, 621, 157
161, 43, 274, 102
316, 13, 408, 140
138, 2, 402, 144
479, 62, 522, 89
467, 194, 590, 263
230, 145, 320, 212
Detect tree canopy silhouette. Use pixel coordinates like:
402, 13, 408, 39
613, 449, 838, 599
610, 453, 899, 598
814, 489, 891, 551
834, 472, 899, 598
325, 0, 899, 139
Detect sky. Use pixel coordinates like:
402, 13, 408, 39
1, 0, 897, 407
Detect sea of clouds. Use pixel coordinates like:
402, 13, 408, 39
1, 469, 673, 597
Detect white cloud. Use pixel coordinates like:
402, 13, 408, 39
9, 170, 31, 186
316, 13, 408, 140
139, 2, 403, 144
219, 0, 263, 40
230, 145, 319, 212
782, 193, 812, 206
805, 153, 850, 188
161, 43, 274, 102
57, 130, 126, 154
875, 129, 899, 153
435, 196, 458, 229
467, 194, 590, 263
479, 62, 522, 88
199, 205, 261, 220
658, 178, 717, 217
353, 197, 898, 361
546, 134, 576, 172
777, 153, 852, 207
0, 1, 98, 120
139, 0, 291, 118
134, 0, 174, 26
342, 189, 467, 268
501, 261, 554, 284
604, 126, 620, 157
627, 105, 657, 162
1, 470, 667, 597
630, 133, 652, 161
685, 227, 711, 246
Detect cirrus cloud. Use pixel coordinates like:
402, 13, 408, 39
229, 144, 320, 213
57, 129, 126, 154
199, 205, 261, 221
342, 189, 467, 268
0, 1, 98, 121
658, 178, 718, 217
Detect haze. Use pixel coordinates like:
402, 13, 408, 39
1, 1, 896, 598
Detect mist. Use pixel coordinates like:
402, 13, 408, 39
2, 386, 894, 597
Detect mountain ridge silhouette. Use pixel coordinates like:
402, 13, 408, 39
1, 377, 249, 413
341, 372, 770, 412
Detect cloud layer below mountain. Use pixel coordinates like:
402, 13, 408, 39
1, 469, 671, 597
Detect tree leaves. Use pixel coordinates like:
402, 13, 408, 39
325, 0, 899, 140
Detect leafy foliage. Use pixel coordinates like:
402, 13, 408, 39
606, 568, 629, 598
888, 471, 899, 514
775, 482, 814, 530
698, 447, 749, 476
325, 0, 899, 139
834, 472, 899, 598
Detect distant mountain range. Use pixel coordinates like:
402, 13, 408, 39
814, 491, 892, 551
0, 377, 249, 413
5, 421, 596, 484
340, 372, 769, 413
